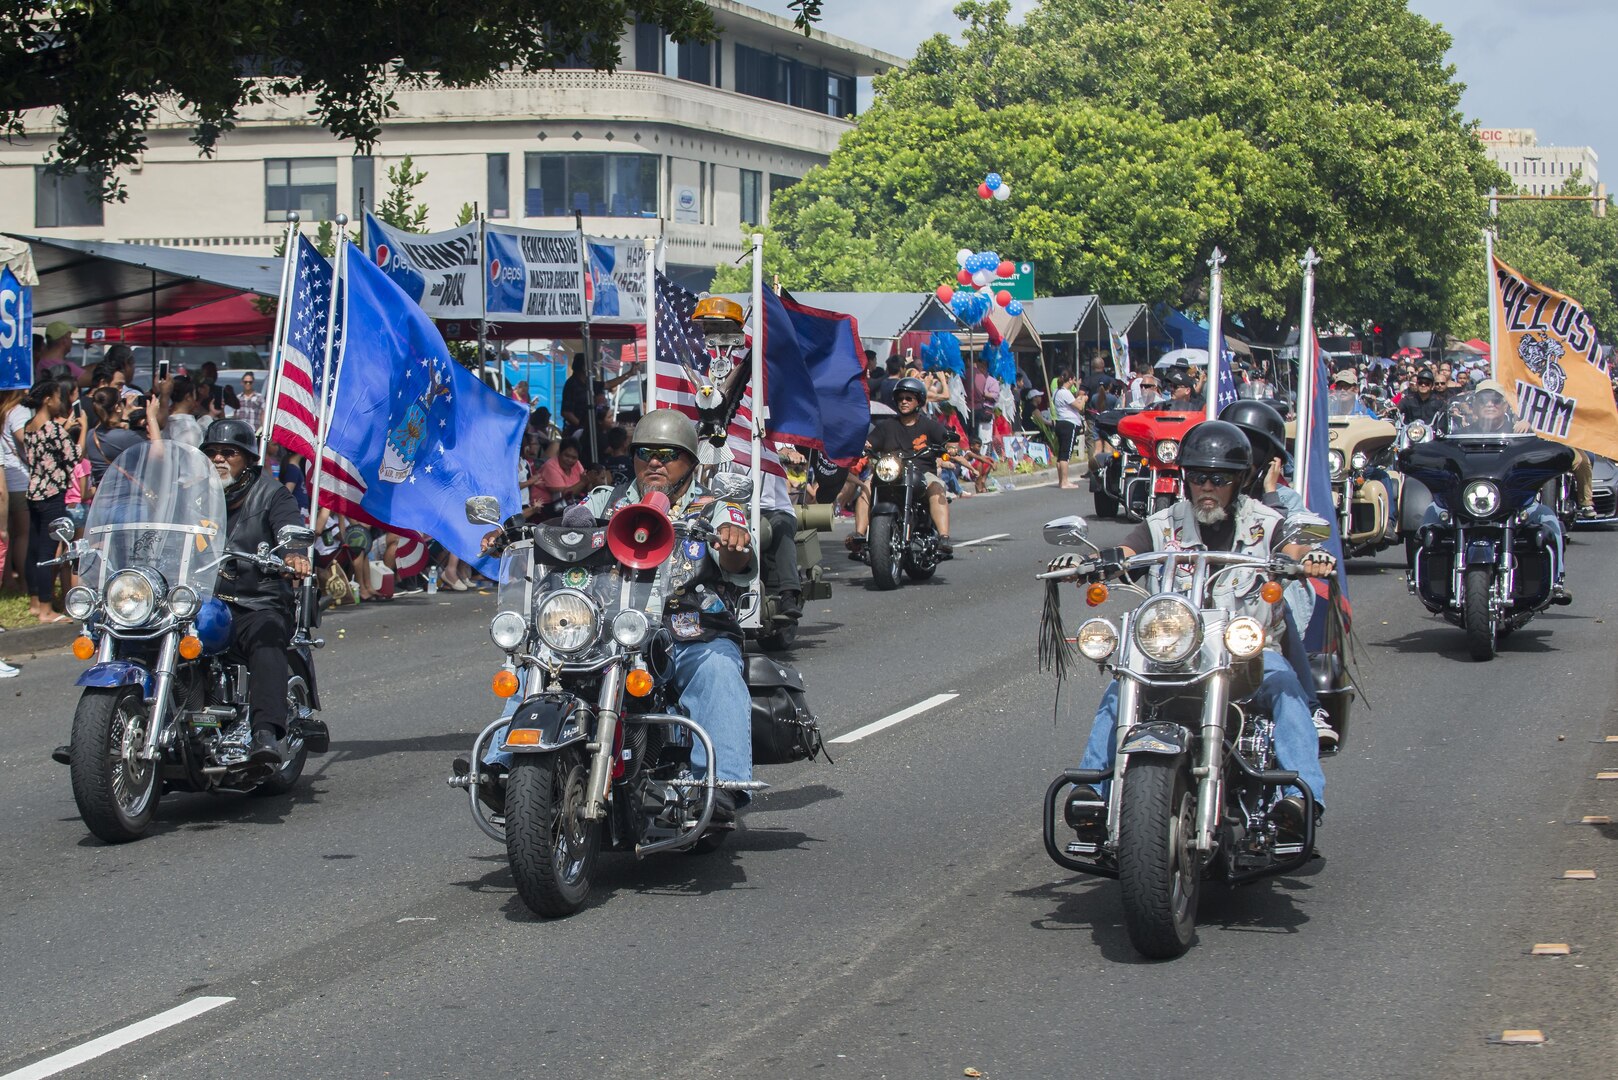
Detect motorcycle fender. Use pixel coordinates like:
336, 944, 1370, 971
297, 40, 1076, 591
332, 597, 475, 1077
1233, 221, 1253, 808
1399, 474, 1433, 535
1153, 474, 1179, 494
76, 660, 153, 695
871, 502, 900, 517
289, 648, 321, 712
1465, 540, 1499, 566
503, 693, 588, 753
1119, 720, 1189, 758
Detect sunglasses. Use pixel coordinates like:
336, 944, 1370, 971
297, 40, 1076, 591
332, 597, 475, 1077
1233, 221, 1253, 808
1185, 471, 1236, 488
634, 446, 685, 464
207, 446, 244, 460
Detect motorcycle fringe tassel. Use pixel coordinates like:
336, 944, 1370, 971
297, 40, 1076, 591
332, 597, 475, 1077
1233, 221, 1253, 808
1039, 578, 1074, 682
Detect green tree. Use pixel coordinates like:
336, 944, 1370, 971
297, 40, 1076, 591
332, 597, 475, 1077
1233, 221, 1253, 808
373, 156, 431, 232
1, 1, 823, 199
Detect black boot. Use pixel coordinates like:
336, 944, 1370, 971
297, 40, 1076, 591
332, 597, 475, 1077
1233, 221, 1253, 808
248, 729, 284, 767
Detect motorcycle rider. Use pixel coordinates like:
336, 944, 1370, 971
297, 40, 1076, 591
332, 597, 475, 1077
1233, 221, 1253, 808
1063, 421, 1338, 841
758, 458, 804, 621
201, 418, 312, 766
1398, 369, 1445, 425
1328, 369, 1375, 417
853, 377, 954, 556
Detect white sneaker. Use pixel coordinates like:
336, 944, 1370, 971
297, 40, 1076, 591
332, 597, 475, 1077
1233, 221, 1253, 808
0, 658, 20, 678
1312, 707, 1339, 750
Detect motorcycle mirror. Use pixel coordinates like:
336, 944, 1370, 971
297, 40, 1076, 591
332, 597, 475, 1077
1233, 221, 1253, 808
465, 496, 502, 525
1277, 512, 1333, 548
48, 516, 75, 543
276, 524, 316, 551
709, 471, 754, 504
1043, 515, 1091, 547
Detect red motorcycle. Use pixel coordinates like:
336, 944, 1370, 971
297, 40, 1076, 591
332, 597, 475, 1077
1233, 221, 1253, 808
1116, 410, 1204, 519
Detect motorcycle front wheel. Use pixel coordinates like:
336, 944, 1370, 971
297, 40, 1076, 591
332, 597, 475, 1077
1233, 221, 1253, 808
505, 749, 599, 917
1463, 566, 1498, 662
1117, 756, 1200, 959
70, 686, 160, 843
868, 515, 903, 590
252, 675, 311, 797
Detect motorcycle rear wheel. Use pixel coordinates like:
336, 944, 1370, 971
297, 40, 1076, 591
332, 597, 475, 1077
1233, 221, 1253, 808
505, 750, 599, 917
868, 515, 903, 591
1118, 757, 1200, 959
1093, 487, 1120, 519
252, 676, 311, 797
1463, 567, 1498, 662
70, 686, 160, 843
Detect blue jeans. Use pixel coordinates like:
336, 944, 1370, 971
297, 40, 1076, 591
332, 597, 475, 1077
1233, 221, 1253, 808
1420, 501, 1564, 582
481, 637, 753, 784
1079, 650, 1325, 807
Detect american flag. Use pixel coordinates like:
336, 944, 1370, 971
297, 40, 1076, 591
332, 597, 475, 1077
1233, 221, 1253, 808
267, 238, 374, 523
650, 272, 784, 478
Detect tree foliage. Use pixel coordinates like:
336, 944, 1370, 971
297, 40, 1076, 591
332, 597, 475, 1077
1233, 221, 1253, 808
1, 1, 832, 199
373, 156, 431, 232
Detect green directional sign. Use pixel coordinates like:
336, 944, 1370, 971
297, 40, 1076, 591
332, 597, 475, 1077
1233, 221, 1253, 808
989, 261, 1035, 301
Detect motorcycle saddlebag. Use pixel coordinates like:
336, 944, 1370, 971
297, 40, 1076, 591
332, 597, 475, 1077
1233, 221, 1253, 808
744, 654, 826, 765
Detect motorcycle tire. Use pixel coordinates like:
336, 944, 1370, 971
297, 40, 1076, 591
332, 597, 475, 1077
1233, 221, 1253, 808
252, 676, 312, 798
1117, 756, 1200, 959
505, 750, 599, 917
868, 515, 903, 591
688, 824, 731, 856
1093, 489, 1120, 519
69, 686, 160, 844
1463, 566, 1498, 662
1152, 494, 1175, 513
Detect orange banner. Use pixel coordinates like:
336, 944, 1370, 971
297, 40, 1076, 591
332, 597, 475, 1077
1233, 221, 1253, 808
1491, 254, 1618, 459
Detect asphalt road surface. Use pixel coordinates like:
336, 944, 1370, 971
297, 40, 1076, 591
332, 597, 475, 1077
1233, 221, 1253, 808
3, 483, 1616, 1079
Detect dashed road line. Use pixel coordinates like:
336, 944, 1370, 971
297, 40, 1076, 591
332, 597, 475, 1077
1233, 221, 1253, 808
829, 693, 960, 745
2, 997, 234, 1080
953, 533, 1011, 548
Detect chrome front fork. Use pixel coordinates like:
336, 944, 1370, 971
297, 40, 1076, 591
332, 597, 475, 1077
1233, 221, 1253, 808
138, 631, 180, 761
1104, 679, 1140, 847
1193, 671, 1230, 852
581, 661, 625, 820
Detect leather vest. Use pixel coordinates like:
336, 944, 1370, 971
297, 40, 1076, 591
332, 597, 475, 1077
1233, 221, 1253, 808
1143, 495, 1286, 635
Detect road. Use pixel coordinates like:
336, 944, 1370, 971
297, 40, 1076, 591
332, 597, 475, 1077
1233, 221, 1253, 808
2, 483, 1616, 1079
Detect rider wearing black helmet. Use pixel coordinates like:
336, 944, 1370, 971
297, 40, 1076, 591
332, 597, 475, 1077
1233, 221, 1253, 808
201, 418, 311, 766
1061, 419, 1338, 842
855, 377, 955, 555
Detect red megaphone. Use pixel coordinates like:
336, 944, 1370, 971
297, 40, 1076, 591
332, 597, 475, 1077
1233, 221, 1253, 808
606, 491, 676, 569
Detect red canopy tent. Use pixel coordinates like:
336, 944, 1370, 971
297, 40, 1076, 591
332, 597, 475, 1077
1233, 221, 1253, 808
96, 293, 275, 346
1462, 338, 1491, 359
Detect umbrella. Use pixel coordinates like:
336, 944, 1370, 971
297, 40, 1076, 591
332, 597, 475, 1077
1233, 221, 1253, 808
1156, 348, 1210, 369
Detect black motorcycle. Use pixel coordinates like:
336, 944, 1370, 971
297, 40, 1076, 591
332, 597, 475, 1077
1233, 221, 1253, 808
48, 442, 326, 843
1089, 408, 1136, 519
1401, 409, 1572, 661
752, 502, 833, 652
866, 447, 943, 590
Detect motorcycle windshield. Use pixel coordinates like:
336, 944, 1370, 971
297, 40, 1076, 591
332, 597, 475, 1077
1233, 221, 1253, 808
1327, 393, 1359, 417
527, 547, 668, 654
80, 441, 227, 596
496, 541, 535, 615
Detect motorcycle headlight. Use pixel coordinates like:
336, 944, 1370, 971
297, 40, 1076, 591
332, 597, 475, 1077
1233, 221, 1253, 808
1351, 451, 1368, 471
64, 586, 98, 622
1106, 434, 1121, 448
1328, 449, 1346, 480
1224, 616, 1266, 659
1462, 479, 1500, 518
612, 608, 652, 648
490, 610, 527, 651
105, 569, 160, 627
1132, 596, 1201, 664
168, 585, 200, 621
536, 590, 599, 654
1406, 422, 1428, 444
1155, 440, 1180, 464
875, 454, 902, 482
1075, 618, 1118, 661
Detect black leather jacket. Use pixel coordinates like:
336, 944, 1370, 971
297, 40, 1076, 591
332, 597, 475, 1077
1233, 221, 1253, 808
215, 469, 305, 611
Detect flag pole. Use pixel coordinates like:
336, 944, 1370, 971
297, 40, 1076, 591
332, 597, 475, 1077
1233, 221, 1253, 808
1295, 247, 1320, 487
642, 236, 657, 412
1205, 247, 1225, 418
1484, 225, 1499, 384
308, 218, 350, 530
744, 230, 765, 630
575, 212, 596, 460
258, 213, 301, 459
476, 207, 495, 394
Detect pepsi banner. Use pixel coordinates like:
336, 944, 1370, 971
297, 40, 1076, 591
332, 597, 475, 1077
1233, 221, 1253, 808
0, 266, 31, 389
362, 212, 481, 321
585, 236, 654, 325
483, 223, 585, 320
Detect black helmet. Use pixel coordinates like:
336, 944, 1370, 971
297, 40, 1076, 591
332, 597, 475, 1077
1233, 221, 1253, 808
1218, 399, 1287, 460
1178, 420, 1252, 473
200, 417, 260, 461
892, 377, 927, 403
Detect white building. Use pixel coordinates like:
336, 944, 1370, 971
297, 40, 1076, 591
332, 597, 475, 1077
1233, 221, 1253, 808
0, 1, 903, 290
1479, 127, 1600, 196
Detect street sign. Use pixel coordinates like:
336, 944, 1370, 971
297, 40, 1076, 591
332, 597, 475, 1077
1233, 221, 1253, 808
989, 261, 1035, 301
0, 266, 32, 390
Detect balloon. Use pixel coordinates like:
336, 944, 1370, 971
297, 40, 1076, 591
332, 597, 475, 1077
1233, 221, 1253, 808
1006, 299, 1024, 317
972, 269, 994, 287
997, 260, 1015, 278
985, 172, 1002, 191
978, 182, 992, 199
996, 290, 1012, 307
993, 184, 1012, 201
956, 248, 972, 268
983, 251, 999, 267
956, 268, 972, 286
936, 284, 955, 304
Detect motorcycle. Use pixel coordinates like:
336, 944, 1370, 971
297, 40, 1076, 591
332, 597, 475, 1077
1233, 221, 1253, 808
1037, 514, 1327, 959
865, 446, 943, 590
47, 441, 326, 843
1090, 408, 1140, 519
1287, 401, 1401, 558
751, 501, 834, 653
452, 494, 825, 918
1400, 406, 1573, 661
1115, 409, 1200, 520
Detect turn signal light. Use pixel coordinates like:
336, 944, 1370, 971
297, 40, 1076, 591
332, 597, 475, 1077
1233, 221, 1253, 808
1085, 583, 1110, 607
72, 636, 96, 661
504, 729, 540, 746
1259, 581, 1285, 604
492, 669, 520, 698
625, 668, 654, 698
178, 635, 203, 660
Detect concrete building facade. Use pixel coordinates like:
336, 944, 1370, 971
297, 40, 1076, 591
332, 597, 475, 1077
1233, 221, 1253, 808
1479, 127, 1600, 196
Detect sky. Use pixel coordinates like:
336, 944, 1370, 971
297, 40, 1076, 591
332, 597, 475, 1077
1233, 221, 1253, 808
749, 0, 1612, 166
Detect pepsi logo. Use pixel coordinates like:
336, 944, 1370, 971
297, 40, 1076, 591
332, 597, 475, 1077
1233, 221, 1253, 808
489, 258, 502, 282
374, 244, 390, 267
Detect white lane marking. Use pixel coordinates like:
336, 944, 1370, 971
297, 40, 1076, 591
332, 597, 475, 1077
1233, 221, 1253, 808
953, 533, 1011, 548
2, 997, 235, 1080
829, 693, 959, 744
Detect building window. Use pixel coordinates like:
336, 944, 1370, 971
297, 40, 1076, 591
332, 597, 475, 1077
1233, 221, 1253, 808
352, 155, 374, 216
770, 173, 799, 197
734, 43, 850, 117
34, 167, 103, 227
678, 39, 712, 85
487, 154, 510, 218
523, 153, 659, 217
740, 169, 762, 225
266, 158, 337, 222
827, 72, 855, 117
635, 21, 662, 73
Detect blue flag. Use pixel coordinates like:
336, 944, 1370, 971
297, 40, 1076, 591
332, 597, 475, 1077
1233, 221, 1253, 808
761, 289, 872, 459
1213, 360, 1240, 415
0, 267, 32, 390
325, 243, 526, 575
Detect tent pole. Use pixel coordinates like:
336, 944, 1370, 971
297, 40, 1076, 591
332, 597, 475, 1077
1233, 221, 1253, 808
643, 236, 657, 412
575, 211, 596, 461
259, 214, 301, 458
149, 271, 157, 382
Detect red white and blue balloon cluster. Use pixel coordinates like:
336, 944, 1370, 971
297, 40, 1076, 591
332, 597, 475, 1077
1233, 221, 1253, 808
936, 248, 1025, 325
977, 172, 1012, 202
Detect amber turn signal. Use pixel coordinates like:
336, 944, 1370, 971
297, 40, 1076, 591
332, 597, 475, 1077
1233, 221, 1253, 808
504, 729, 540, 746
492, 669, 520, 698
72, 636, 96, 661
178, 635, 203, 660
1085, 583, 1110, 607
625, 668, 654, 698
1259, 581, 1285, 604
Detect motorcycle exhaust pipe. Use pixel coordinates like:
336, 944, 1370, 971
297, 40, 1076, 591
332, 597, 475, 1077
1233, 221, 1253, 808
797, 503, 834, 533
